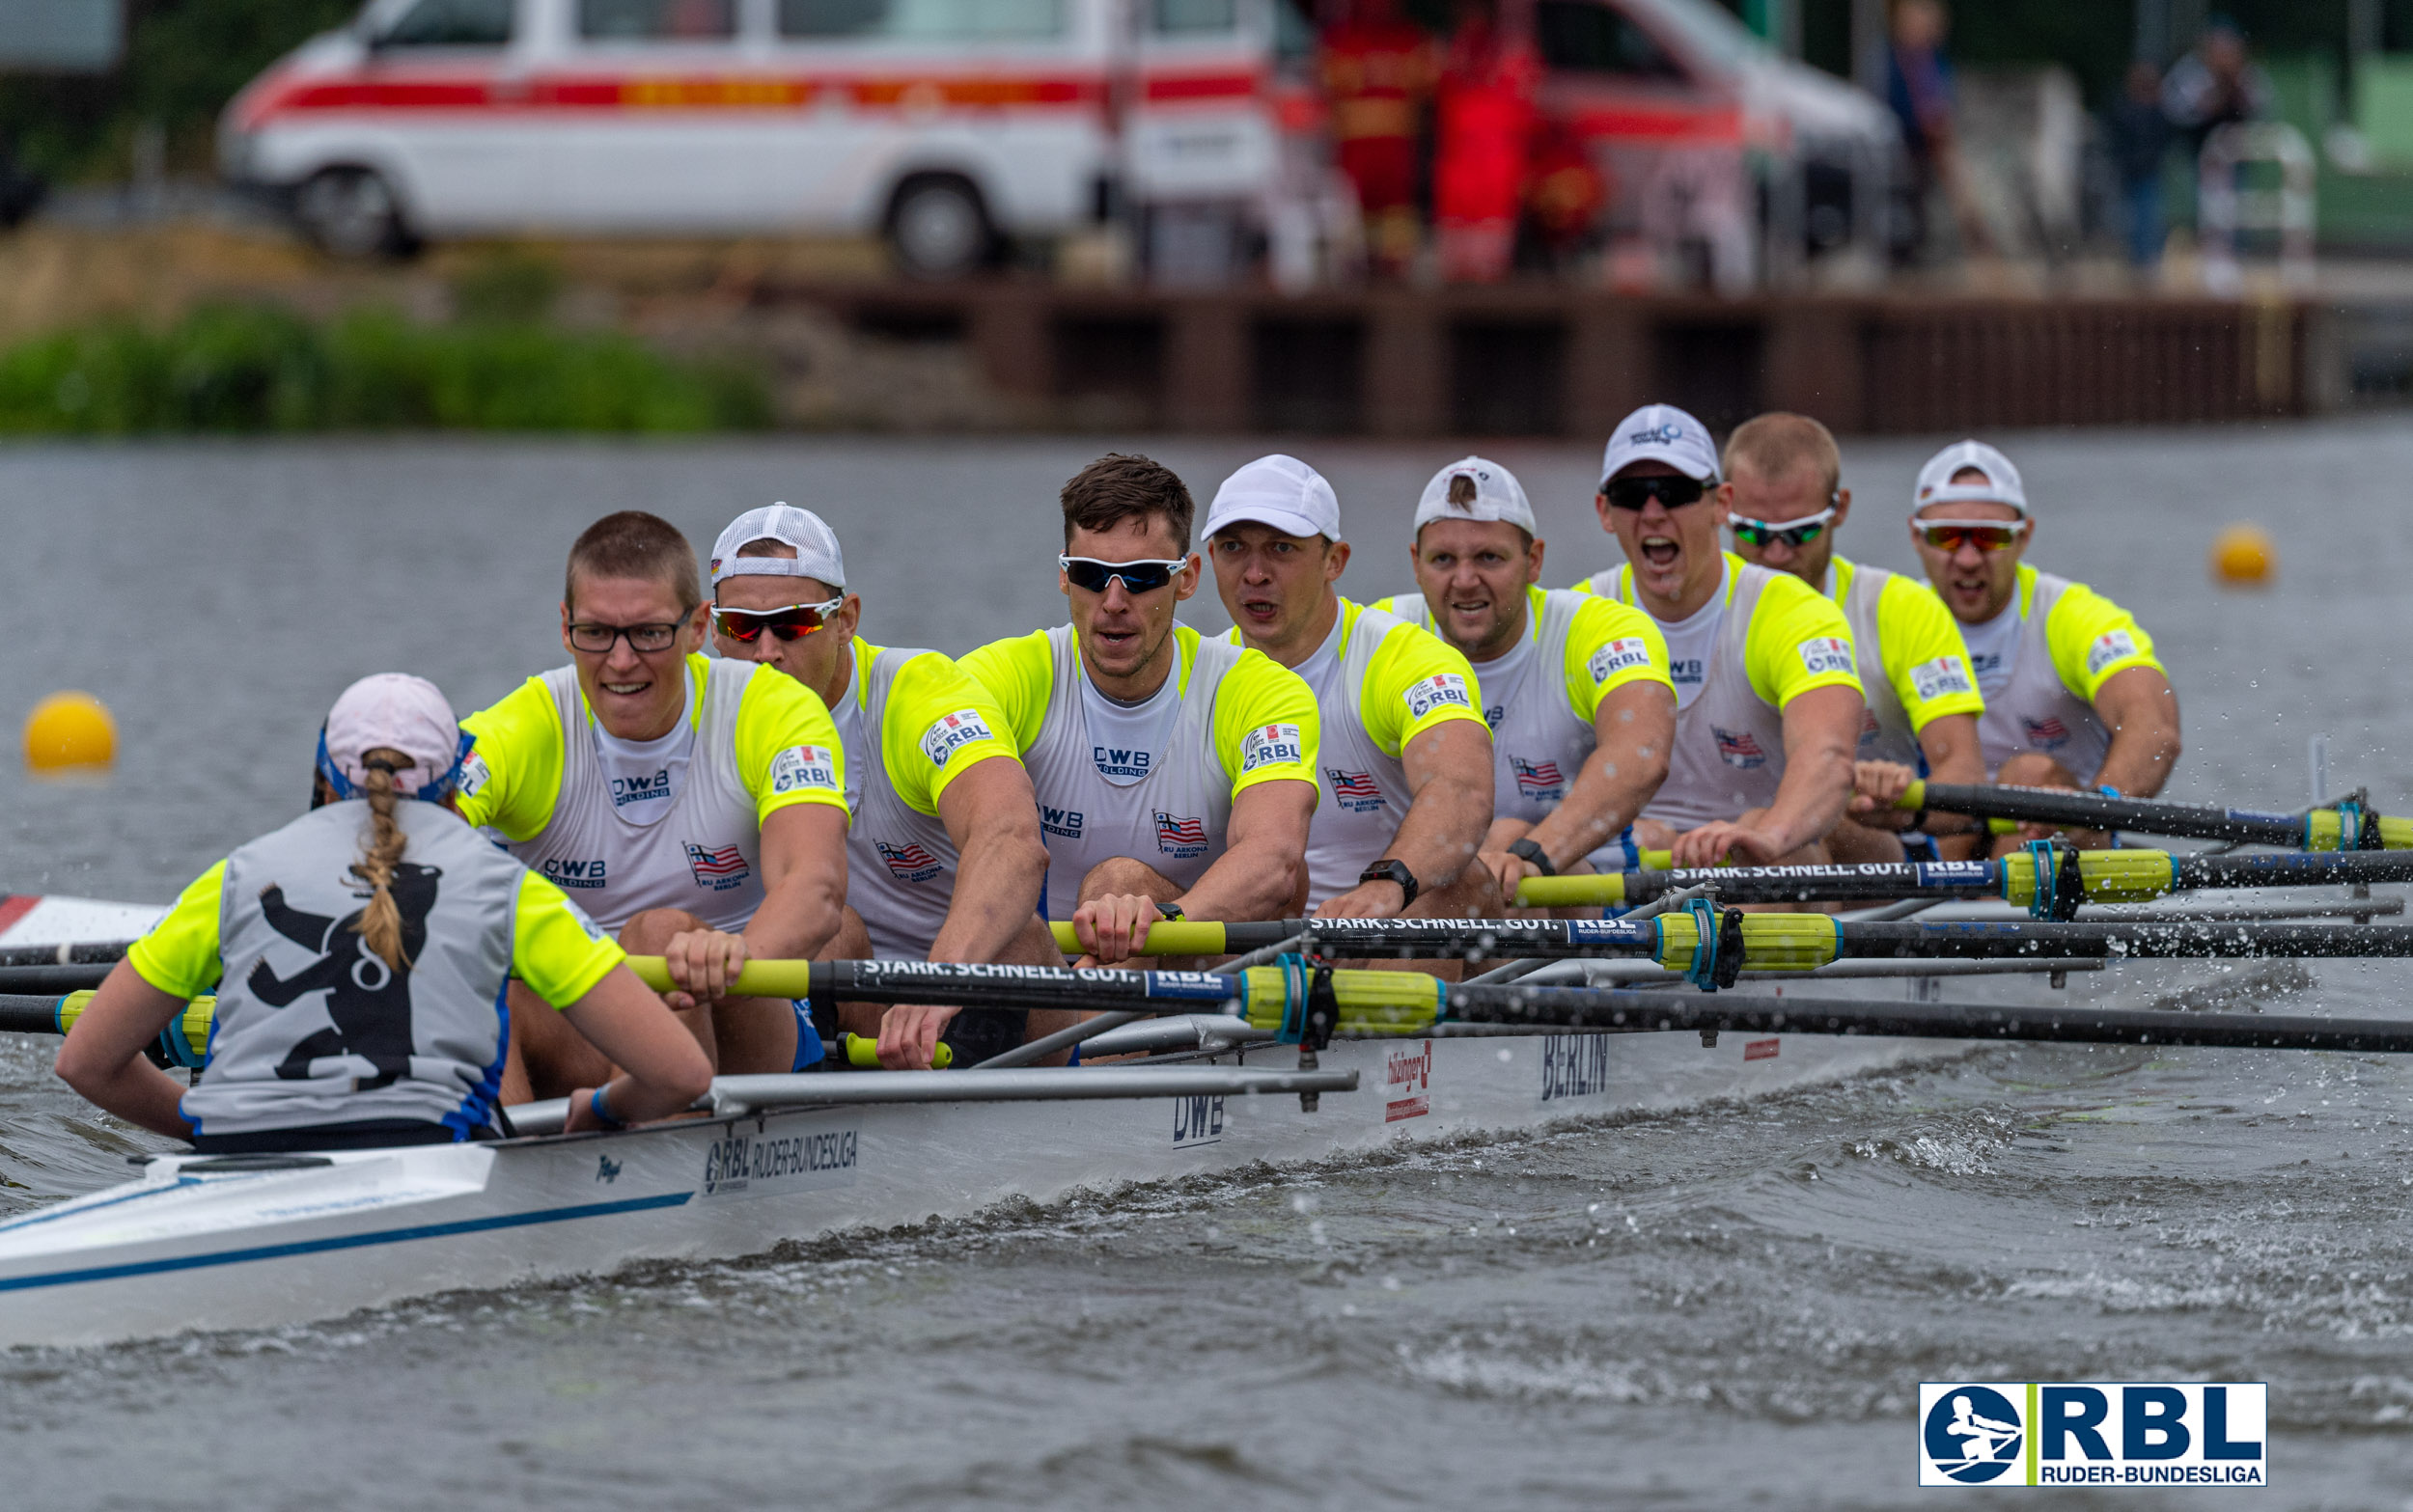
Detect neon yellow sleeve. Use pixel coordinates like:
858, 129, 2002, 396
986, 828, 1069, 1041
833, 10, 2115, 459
957, 629, 1056, 755
1560, 591, 1674, 723
456, 676, 565, 842
733, 663, 848, 825
2043, 578, 2163, 702
878, 647, 1024, 818
511, 869, 626, 1009
1873, 572, 1984, 732
1744, 570, 1865, 709
1359, 615, 1484, 760
125, 861, 228, 1001
1206, 633, 1321, 799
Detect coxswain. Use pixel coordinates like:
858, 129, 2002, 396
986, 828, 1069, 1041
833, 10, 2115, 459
56, 674, 710, 1150
1204, 455, 1497, 918
1719, 413, 1988, 863
1377, 456, 1676, 901
707, 503, 1059, 1070
1907, 440, 2180, 839
959, 454, 1320, 966
457, 511, 857, 1100
1573, 404, 1867, 868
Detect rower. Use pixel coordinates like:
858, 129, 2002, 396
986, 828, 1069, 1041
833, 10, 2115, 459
707, 503, 1059, 1070
1720, 412, 1988, 864
1573, 403, 1867, 868
1908, 440, 2181, 828
1203, 454, 1497, 918
55, 675, 710, 1151
458, 510, 859, 1101
959, 454, 1320, 966
1375, 455, 1676, 902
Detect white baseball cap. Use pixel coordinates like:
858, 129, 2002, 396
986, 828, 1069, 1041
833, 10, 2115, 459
710, 503, 846, 589
1914, 440, 2028, 517
1600, 403, 1720, 486
1413, 455, 1537, 533
1202, 454, 1342, 542
318, 673, 465, 801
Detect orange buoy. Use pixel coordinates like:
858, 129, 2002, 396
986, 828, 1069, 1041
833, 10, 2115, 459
2210, 523, 2275, 588
24, 691, 116, 773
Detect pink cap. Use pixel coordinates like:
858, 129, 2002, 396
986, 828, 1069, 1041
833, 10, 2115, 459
321, 674, 463, 798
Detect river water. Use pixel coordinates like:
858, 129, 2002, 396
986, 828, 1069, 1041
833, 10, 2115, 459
0, 424, 2408, 1508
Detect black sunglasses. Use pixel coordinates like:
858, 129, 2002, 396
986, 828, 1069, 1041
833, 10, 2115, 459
1602, 475, 1708, 510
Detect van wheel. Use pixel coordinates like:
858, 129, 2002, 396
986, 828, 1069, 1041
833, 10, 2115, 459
886, 177, 992, 279
293, 167, 417, 260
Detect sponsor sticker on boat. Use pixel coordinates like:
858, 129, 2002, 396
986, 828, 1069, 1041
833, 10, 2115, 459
921, 709, 994, 769
1539, 1034, 1612, 1102
700, 1119, 860, 1200
771, 744, 840, 794
1384, 1040, 1431, 1121
1918, 1382, 2265, 1487
1402, 673, 1471, 720
1172, 1093, 1225, 1146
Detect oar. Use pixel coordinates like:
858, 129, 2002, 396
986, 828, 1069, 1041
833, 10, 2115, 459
1511, 846, 2413, 911
1898, 781, 2413, 851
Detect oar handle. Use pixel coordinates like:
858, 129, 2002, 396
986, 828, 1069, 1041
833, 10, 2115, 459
832, 1031, 952, 1070
1044, 921, 1233, 957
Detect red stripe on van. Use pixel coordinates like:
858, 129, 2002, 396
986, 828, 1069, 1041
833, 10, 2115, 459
1564, 103, 1742, 144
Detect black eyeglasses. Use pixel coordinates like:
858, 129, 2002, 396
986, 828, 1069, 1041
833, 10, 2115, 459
1602, 475, 1708, 510
1059, 556, 1188, 593
568, 620, 683, 654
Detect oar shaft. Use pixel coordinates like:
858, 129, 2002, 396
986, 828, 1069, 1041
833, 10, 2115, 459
1904, 781, 2413, 850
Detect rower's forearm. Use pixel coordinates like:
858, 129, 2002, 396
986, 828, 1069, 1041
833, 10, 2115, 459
1530, 750, 1664, 868
1764, 746, 1855, 853
1383, 788, 1489, 890
1184, 843, 1303, 922
928, 829, 1049, 963
71, 1061, 191, 1141
743, 880, 845, 963
2097, 729, 2181, 800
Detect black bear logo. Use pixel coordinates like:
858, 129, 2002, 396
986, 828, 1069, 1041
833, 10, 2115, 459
248, 863, 443, 1087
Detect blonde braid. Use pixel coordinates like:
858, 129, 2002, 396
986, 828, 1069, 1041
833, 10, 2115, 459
349, 758, 413, 972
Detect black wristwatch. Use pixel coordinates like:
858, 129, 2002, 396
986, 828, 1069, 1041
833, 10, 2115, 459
1506, 837, 1557, 876
1358, 859, 1420, 908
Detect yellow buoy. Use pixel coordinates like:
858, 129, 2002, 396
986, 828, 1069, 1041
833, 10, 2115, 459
24, 691, 116, 773
2211, 523, 2275, 588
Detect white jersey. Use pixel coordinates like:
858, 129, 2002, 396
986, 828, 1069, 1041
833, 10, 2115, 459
500, 661, 769, 933
1387, 590, 1596, 830
1832, 559, 1917, 766
1975, 569, 2114, 783
838, 643, 963, 961
1017, 625, 1253, 919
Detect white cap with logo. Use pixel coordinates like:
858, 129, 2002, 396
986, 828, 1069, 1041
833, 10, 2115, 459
1202, 454, 1343, 541
1600, 403, 1720, 486
319, 673, 465, 801
709, 503, 846, 588
1413, 455, 1536, 533
1913, 440, 2028, 517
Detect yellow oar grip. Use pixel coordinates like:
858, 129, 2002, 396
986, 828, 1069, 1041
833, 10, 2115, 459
1515, 874, 1627, 908
1045, 921, 1231, 957
624, 956, 817, 1000
57, 990, 215, 1063
1234, 967, 1445, 1034
1894, 779, 1928, 811
834, 1032, 952, 1069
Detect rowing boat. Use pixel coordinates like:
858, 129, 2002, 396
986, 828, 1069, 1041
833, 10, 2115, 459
0, 872, 2372, 1347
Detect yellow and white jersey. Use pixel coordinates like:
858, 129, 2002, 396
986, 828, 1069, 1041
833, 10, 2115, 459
1825, 555, 1983, 766
1955, 564, 2164, 783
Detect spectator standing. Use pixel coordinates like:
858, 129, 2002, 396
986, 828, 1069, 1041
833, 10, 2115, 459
1883, 0, 1988, 263
2161, 19, 2273, 161
2105, 60, 2174, 272
1320, 0, 1437, 280
1433, 0, 1539, 283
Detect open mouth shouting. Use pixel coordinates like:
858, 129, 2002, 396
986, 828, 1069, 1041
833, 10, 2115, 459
1638, 534, 1682, 569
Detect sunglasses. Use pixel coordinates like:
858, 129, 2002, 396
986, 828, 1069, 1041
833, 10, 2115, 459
1917, 520, 2029, 554
1059, 556, 1189, 594
1730, 505, 1838, 549
1602, 475, 1708, 510
712, 596, 846, 643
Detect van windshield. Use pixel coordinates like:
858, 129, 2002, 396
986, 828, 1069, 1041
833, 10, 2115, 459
780, 0, 1066, 39
1614, 0, 1764, 74
581, 0, 736, 39
374, 0, 513, 47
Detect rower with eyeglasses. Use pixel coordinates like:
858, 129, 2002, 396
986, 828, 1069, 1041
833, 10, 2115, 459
959, 454, 1320, 967
1907, 441, 2181, 844
1570, 404, 1868, 873
1717, 413, 1990, 866
456, 511, 858, 1107
706, 504, 1063, 1071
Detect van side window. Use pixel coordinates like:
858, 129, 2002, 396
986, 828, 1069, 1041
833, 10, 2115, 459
380, 0, 514, 47
580, 0, 737, 40
779, 0, 1065, 39
1535, 0, 1685, 80
1151, 0, 1236, 33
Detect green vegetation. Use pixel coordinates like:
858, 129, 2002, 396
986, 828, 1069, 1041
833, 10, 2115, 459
0, 303, 774, 434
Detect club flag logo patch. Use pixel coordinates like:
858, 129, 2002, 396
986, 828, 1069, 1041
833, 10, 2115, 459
1402, 673, 1471, 720
920, 709, 994, 770
2024, 715, 2072, 749
1798, 635, 1856, 677
1239, 723, 1304, 775
1911, 654, 1977, 701
1511, 756, 1565, 800
1713, 726, 1768, 769
1153, 811, 1208, 858
1327, 768, 1386, 812
684, 842, 753, 891
770, 744, 839, 795
2085, 628, 2142, 678
1587, 637, 1654, 684
875, 839, 944, 883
